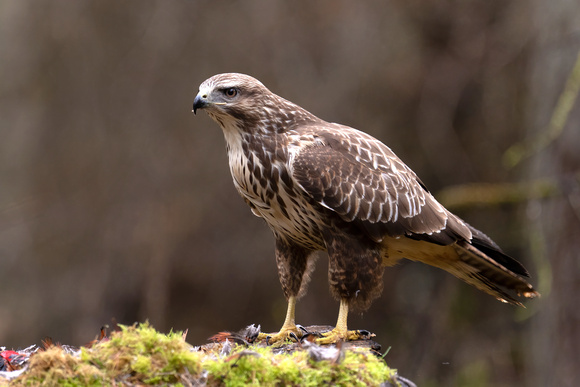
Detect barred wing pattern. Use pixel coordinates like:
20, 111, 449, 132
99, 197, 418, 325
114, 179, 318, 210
292, 125, 472, 245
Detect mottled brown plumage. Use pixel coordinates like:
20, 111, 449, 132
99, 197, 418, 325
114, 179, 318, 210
193, 73, 539, 344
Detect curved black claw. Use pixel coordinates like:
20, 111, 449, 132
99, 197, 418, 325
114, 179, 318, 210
288, 331, 300, 342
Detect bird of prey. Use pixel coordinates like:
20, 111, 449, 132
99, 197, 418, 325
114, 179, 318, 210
192, 73, 539, 345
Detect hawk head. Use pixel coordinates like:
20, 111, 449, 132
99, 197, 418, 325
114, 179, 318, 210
193, 73, 317, 134
192, 73, 272, 130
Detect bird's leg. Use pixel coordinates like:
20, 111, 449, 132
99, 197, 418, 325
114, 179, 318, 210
317, 231, 381, 344
256, 295, 302, 345
316, 298, 374, 345
257, 240, 314, 345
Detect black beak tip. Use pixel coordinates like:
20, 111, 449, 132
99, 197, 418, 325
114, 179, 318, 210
193, 95, 206, 115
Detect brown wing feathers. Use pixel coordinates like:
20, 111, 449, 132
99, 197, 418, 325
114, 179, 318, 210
293, 128, 458, 240
293, 126, 539, 305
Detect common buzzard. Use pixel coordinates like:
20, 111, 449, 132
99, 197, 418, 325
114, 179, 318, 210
193, 73, 539, 344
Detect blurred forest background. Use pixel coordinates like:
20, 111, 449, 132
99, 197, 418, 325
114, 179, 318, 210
1, 1, 579, 386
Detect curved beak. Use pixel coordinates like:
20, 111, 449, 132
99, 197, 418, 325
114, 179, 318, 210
192, 93, 208, 115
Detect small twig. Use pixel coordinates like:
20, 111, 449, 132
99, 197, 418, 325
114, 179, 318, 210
381, 346, 392, 359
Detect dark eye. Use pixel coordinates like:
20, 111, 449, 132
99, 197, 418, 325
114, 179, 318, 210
224, 88, 237, 97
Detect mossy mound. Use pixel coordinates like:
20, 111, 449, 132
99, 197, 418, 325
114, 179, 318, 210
7, 322, 403, 386
203, 344, 397, 386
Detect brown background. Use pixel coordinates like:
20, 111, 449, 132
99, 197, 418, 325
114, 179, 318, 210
1, 1, 579, 385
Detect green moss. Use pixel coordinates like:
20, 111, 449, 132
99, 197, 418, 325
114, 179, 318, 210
82, 322, 202, 385
205, 344, 398, 386
10, 322, 400, 386
14, 322, 202, 386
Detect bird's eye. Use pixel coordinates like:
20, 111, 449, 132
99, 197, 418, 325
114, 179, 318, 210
224, 88, 238, 98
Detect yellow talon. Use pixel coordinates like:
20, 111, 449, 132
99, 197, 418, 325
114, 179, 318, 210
258, 295, 302, 346
316, 327, 374, 345
258, 297, 375, 346
315, 298, 375, 345
257, 326, 302, 346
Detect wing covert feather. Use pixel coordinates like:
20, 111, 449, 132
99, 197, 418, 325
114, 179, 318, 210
291, 126, 471, 243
